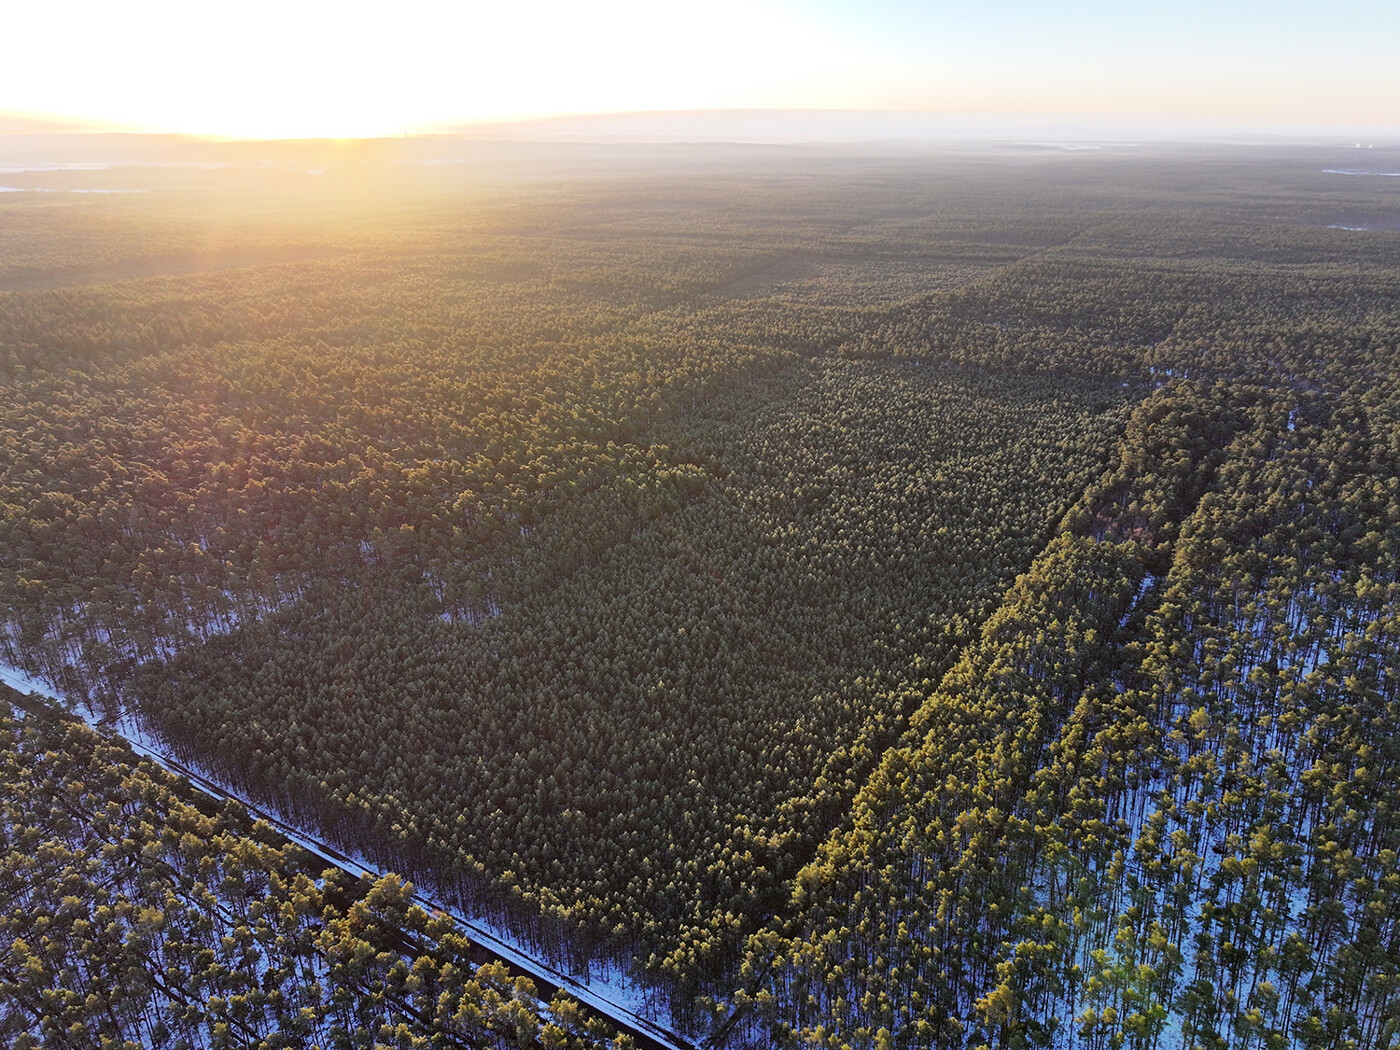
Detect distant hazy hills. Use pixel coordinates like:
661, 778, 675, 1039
5, 107, 1392, 163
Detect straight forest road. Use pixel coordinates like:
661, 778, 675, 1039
0, 663, 701, 1050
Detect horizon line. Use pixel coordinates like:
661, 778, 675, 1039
4, 106, 1400, 146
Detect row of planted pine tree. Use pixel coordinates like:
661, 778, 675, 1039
731, 376, 1400, 1048
0, 691, 626, 1049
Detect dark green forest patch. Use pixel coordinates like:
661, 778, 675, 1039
124, 357, 1124, 971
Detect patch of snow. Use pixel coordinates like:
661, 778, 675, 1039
1118, 572, 1158, 628
0, 656, 694, 1049
0, 163, 113, 173
0, 186, 149, 194
0, 662, 56, 698
36, 188, 149, 194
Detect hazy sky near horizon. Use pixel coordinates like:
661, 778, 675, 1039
4, 0, 1397, 138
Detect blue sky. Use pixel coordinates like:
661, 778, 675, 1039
1, 0, 1396, 137
790, 0, 1398, 125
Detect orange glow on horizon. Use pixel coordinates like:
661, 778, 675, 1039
2, 1, 1397, 140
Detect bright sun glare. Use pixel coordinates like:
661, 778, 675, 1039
5, 0, 1400, 139
4, 0, 866, 139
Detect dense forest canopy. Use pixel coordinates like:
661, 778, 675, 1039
2, 141, 1399, 1047
0, 688, 621, 1049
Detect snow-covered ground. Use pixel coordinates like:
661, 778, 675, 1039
0, 662, 54, 697
0, 659, 696, 1050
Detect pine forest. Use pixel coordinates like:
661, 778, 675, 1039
2, 142, 1399, 1047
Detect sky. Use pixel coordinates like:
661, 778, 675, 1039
3, 0, 1398, 139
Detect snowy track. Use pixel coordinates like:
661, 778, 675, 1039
1, 663, 698, 1050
